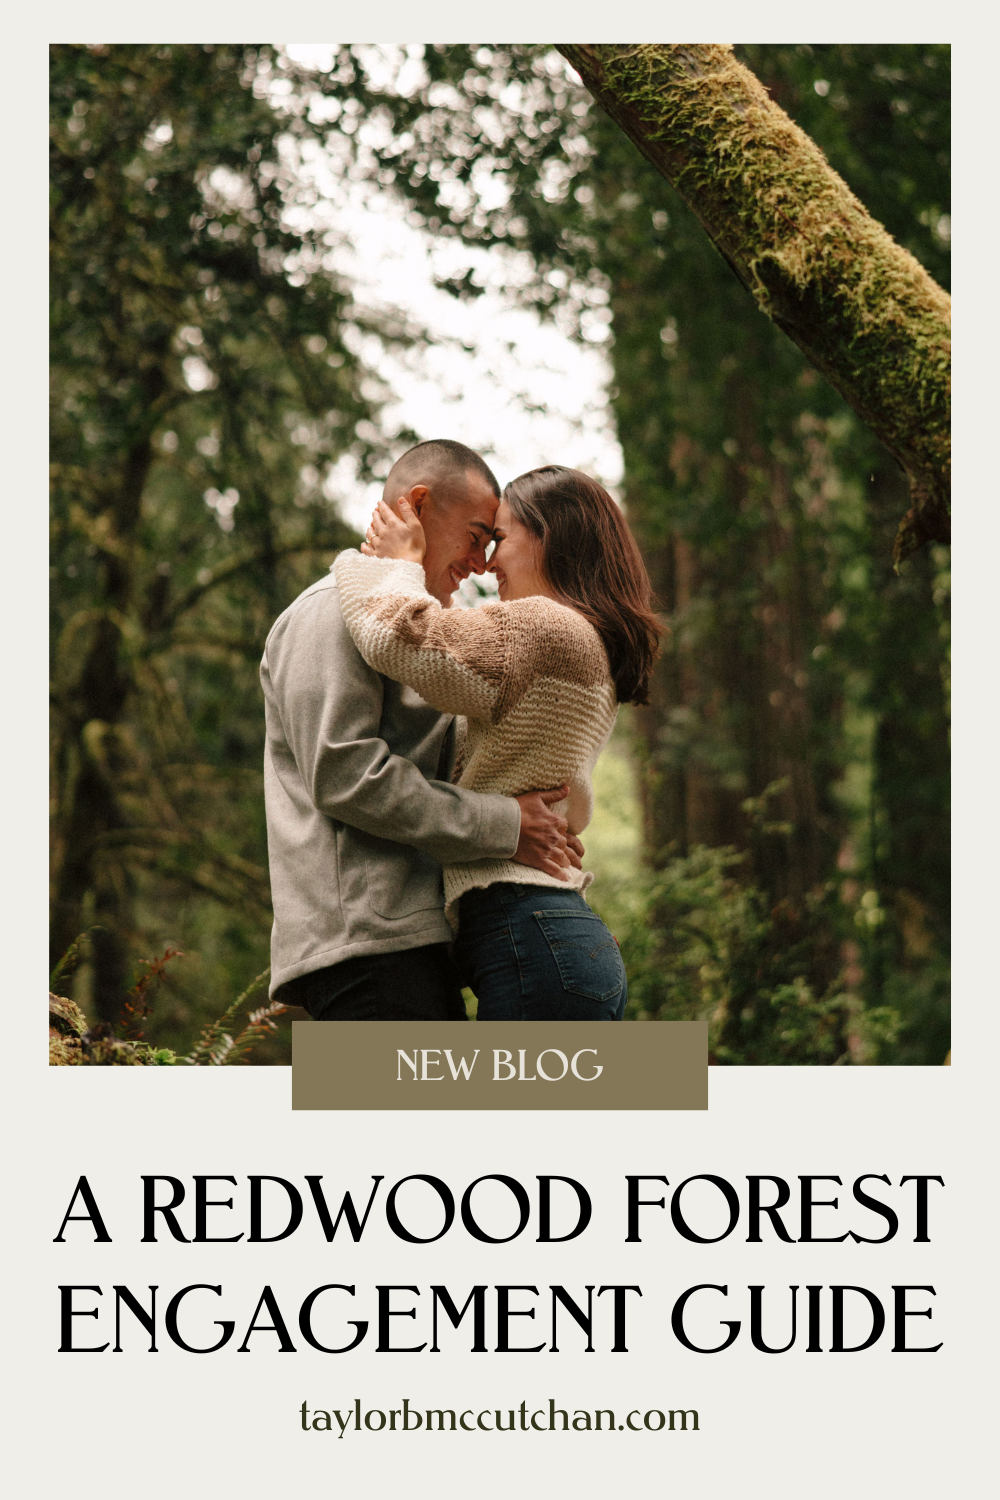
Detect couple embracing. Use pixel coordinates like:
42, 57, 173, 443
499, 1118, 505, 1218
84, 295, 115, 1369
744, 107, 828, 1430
261, 440, 660, 1024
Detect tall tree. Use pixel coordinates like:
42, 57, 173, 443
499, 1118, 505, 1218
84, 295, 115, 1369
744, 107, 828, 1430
339, 42, 949, 1058
50, 44, 394, 1022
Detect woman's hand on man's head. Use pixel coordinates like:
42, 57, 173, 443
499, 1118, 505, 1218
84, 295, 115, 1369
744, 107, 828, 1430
361, 497, 427, 565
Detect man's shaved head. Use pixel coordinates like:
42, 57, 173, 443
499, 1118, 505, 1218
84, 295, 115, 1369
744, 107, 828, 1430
377, 440, 501, 605
382, 439, 500, 508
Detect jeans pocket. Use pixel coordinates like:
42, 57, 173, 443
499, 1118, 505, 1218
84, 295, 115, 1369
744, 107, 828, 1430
533, 910, 626, 1003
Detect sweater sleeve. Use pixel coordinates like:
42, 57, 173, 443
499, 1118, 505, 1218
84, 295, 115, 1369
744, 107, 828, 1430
334, 551, 508, 722
261, 581, 521, 864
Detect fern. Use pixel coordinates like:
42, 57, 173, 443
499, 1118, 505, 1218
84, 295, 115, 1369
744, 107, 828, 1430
118, 947, 185, 1040
49, 927, 103, 993
182, 967, 279, 1066
219, 1000, 289, 1065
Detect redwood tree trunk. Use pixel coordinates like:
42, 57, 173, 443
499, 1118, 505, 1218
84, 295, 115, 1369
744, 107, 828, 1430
557, 43, 951, 562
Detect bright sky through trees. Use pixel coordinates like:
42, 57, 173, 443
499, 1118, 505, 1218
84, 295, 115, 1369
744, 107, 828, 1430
283, 42, 622, 548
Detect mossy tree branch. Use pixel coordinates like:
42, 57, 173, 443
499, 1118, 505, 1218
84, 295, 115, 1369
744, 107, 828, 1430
557, 43, 951, 563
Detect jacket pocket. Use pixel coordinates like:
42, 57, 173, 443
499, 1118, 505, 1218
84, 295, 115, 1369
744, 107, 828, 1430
533, 909, 625, 1002
364, 840, 443, 920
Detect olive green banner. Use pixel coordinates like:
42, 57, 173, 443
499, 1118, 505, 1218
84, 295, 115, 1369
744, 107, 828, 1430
291, 1021, 707, 1110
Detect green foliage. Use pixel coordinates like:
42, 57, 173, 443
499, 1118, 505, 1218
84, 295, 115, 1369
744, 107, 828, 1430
575, 720, 646, 937
49, 925, 103, 993
183, 967, 283, 1064
618, 842, 927, 1065
49, 45, 949, 1064
587, 758, 859, 1063
341, 42, 949, 1063
50, 941, 284, 1065
618, 846, 848, 1063
49, 44, 402, 1039
585, 745, 940, 1064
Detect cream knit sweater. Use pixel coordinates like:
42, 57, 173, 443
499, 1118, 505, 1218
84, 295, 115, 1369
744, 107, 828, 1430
333, 551, 619, 930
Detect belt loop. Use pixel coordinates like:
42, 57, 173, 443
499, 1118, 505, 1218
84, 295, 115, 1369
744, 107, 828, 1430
497, 881, 529, 907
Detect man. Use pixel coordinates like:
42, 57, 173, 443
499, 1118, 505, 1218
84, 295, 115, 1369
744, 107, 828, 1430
260, 439, 578, 1021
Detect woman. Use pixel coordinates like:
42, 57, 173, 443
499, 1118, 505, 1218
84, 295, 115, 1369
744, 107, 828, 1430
334, 465, 660, 1020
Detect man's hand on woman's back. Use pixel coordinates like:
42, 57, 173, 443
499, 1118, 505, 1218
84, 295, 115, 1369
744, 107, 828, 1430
513, 786, 583, 882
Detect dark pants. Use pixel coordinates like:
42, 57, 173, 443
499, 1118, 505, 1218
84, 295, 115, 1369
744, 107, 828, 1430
277, 943, 467, 1021
454, 883, 627, 1021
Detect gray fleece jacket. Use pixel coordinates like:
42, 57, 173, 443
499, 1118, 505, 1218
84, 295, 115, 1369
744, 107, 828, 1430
260, 570, 521, 995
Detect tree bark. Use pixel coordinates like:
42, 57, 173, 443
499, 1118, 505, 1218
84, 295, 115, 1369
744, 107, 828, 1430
557, 44, 951, 562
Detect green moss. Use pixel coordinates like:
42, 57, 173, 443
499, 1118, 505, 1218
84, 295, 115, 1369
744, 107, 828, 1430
48, 991, 178, 1065
559, 44, 950, 559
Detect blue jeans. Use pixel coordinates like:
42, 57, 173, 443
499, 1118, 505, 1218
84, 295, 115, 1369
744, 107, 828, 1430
453, 883, 627, 1021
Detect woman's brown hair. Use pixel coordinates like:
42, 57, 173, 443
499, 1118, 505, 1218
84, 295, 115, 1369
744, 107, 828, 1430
502, 466, 662, 705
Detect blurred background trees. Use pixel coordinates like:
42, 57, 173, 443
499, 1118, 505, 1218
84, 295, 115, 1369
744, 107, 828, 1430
50, 43, 390, 1037
50, 43, 950, 1063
